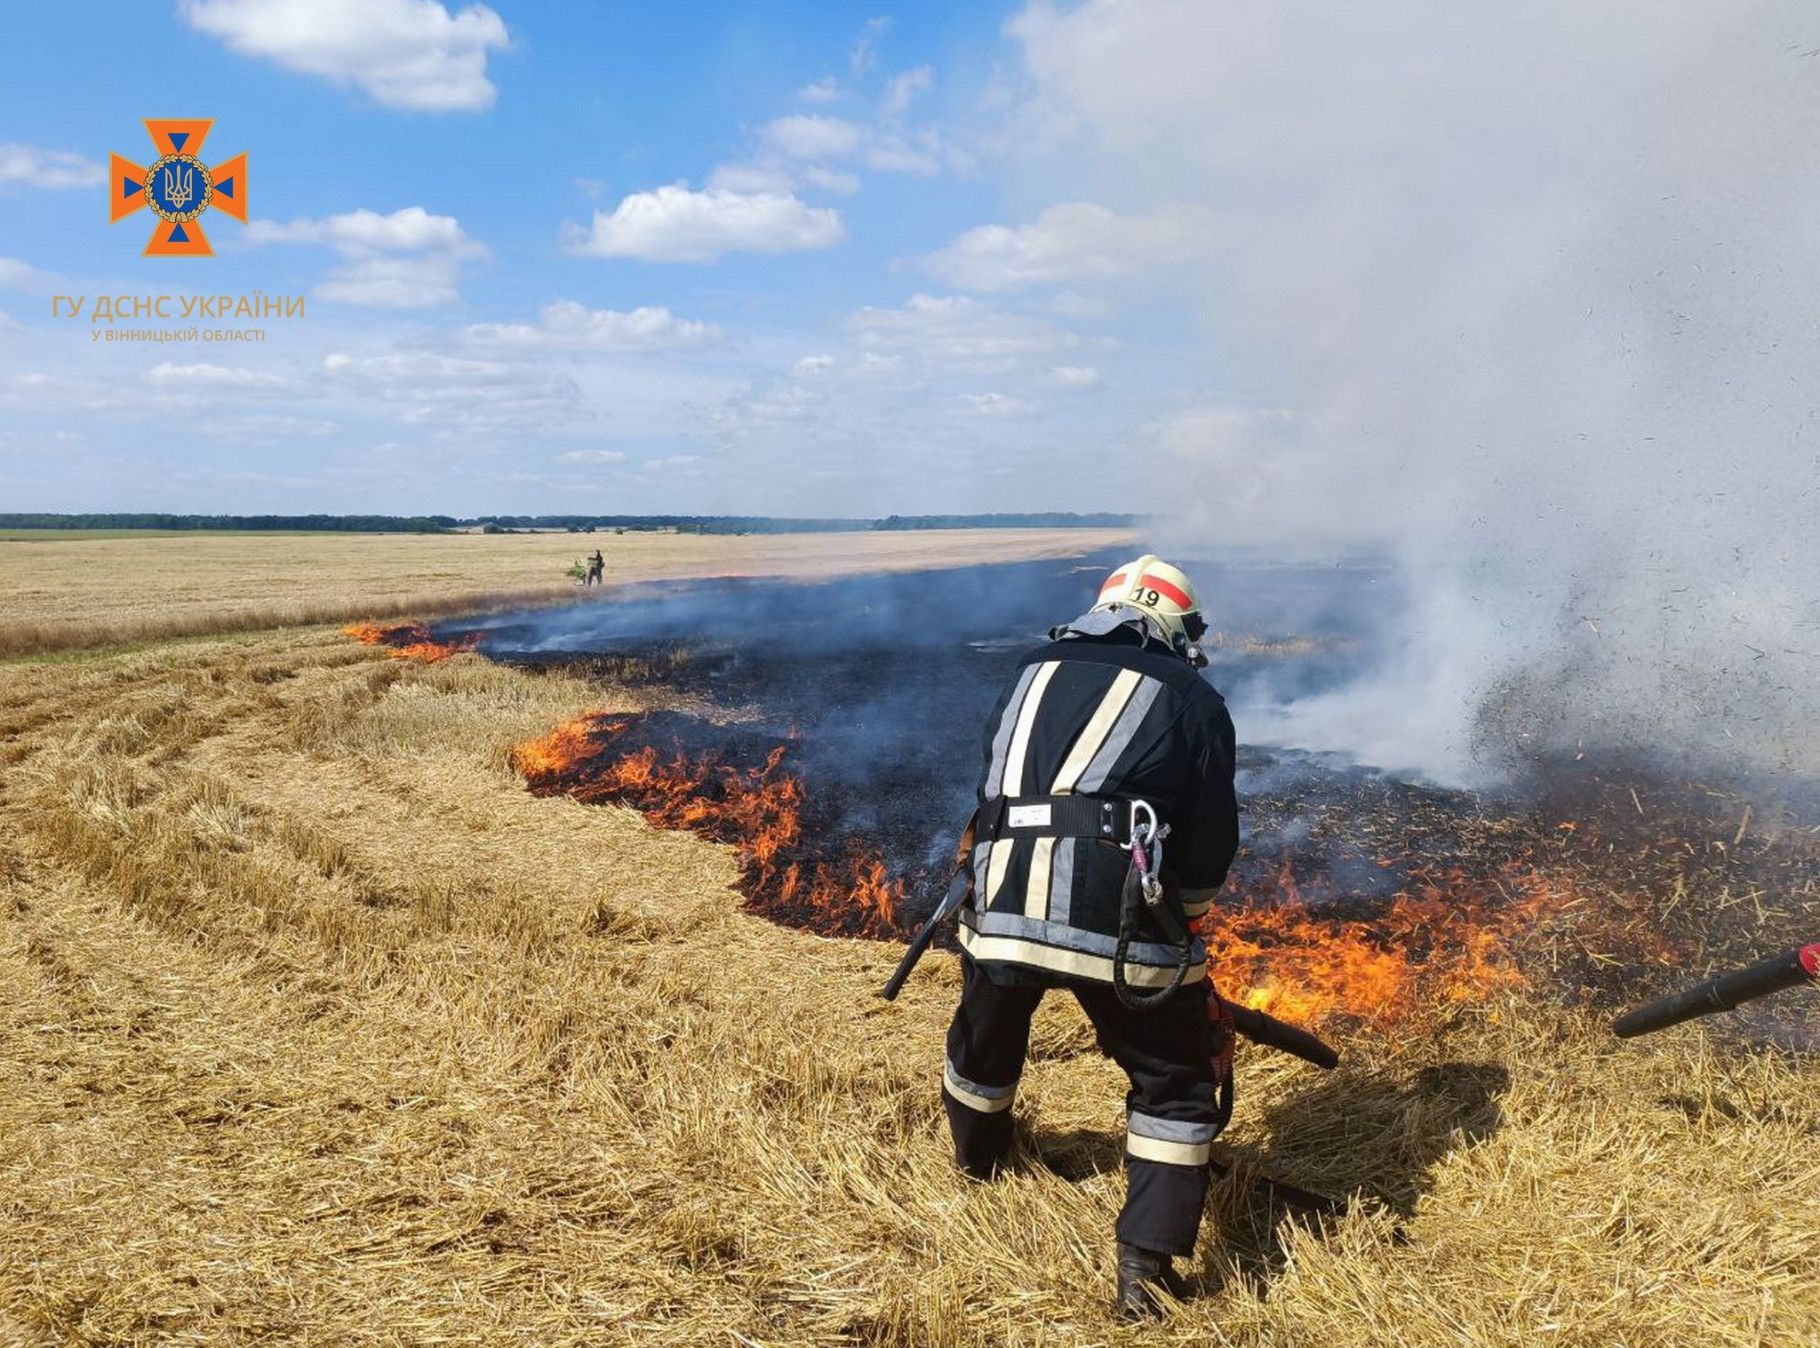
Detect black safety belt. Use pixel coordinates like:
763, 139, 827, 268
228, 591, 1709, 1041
974, 793, 1147, 845
977, 794, 1197, 1014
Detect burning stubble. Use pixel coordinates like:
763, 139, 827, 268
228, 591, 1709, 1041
513, 711, 901, 940
344, 620, 483, 664
504, 700, 1657, 1029
379, 557, 1818, 1036
499, 704, 1702, 1030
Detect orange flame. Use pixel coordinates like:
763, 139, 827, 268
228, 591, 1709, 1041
510, 716, 604, 780
343, 621, 481, 664
1197, 856, 1677, 1027
513, 713, 1674, 1026
512, 713, 900, 938
1194, 868, 1556, 1025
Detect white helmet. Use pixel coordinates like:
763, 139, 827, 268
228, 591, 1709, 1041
1090, 554, 1206, 656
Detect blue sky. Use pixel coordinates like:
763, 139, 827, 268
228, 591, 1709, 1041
4, 0, 1814, 600
0, 0, 1225, 516
7, 2, 1816, 779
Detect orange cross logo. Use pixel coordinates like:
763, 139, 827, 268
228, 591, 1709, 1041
109, 119, 247, 257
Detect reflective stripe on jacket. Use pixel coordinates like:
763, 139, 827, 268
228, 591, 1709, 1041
960, 630, 1238, 986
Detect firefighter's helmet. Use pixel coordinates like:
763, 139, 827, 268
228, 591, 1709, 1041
1091, 554, 1206, 654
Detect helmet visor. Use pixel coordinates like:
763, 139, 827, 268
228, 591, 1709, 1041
1182, 611, 1207, 643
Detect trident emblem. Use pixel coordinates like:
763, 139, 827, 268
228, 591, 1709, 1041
162, 162, 195, 213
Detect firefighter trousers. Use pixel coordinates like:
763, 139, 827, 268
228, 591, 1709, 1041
942, 954, 1219, 1258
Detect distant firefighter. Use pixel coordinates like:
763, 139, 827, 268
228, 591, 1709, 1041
940, 555, 1238, 1320
585, 550, 605, 586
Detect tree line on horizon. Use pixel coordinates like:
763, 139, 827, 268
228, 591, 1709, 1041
1, 512, 1138, 535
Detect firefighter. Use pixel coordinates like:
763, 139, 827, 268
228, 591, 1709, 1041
586, 549, 605, 586
942, 554, 1238, 1320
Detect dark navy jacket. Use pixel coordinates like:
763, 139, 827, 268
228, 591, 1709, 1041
958, 627, 1238, 988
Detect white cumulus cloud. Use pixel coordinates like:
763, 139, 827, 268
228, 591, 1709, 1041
850, 294, 1078, 372
0, 144, 104, 189
850, 17, 890, 78
882, 66, 933, 119
564, 184, 843, 263
179, 0, 510, 113
0, 256, 56, 291
317, 255, 464, 308
759, 115, 867, 162
248, 206, 484, 308
1048, 364, 1102, 388
923, 202, 1208, 291
861, 131, 944, 176
958, 391, 1036, 417
800, 165, 862, 195
196, 413, 338, 441
147, 362, 296, 391
466, 300, 722, 350
555, 449, 627, 464
321, 350, 587, 432
247, 205, 479, 253
707, 162, 797, 194
754, 115, 947, 179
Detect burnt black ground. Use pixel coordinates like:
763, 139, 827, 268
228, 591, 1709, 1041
445, 553, 1451, 917
439, 553, 1818, 1038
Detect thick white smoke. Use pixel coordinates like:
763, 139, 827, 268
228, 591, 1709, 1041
1012, 1, 1820, 784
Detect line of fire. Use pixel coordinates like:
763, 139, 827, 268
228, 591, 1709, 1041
346, 553, 1817, 1046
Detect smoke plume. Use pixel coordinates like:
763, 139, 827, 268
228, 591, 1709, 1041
1012, 1, 1820, 784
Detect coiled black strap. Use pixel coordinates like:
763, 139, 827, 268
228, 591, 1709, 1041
1111, 863, 1194, 1012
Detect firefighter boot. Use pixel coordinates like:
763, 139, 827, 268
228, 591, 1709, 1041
1114, 1241, 1184, 1321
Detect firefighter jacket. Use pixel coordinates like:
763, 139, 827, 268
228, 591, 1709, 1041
958, 624, 1239, 988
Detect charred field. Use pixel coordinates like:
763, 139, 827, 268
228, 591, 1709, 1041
412, 553, 1818, 1039
2, 544, 1815, 1346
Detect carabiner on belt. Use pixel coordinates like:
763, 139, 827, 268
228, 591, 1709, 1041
1122, 799, 1170, 905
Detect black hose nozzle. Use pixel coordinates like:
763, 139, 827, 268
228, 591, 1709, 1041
1226, 1000, 1341, 1069
1612, 943, 1819, 1039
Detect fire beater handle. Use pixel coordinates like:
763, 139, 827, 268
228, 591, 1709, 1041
1612, 943, 1820, 1039
879, 866, 971, 1001
881, 810, 980, 1002
1225, 1000, 1341, 1070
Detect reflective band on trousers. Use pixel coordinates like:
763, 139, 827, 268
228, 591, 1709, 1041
944, 1057, 1017, 1114
1126, 1111, 1217, 1167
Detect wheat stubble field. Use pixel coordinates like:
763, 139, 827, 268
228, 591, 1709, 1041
1, 533, 1816, 1346
0, 527, 1133, 658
